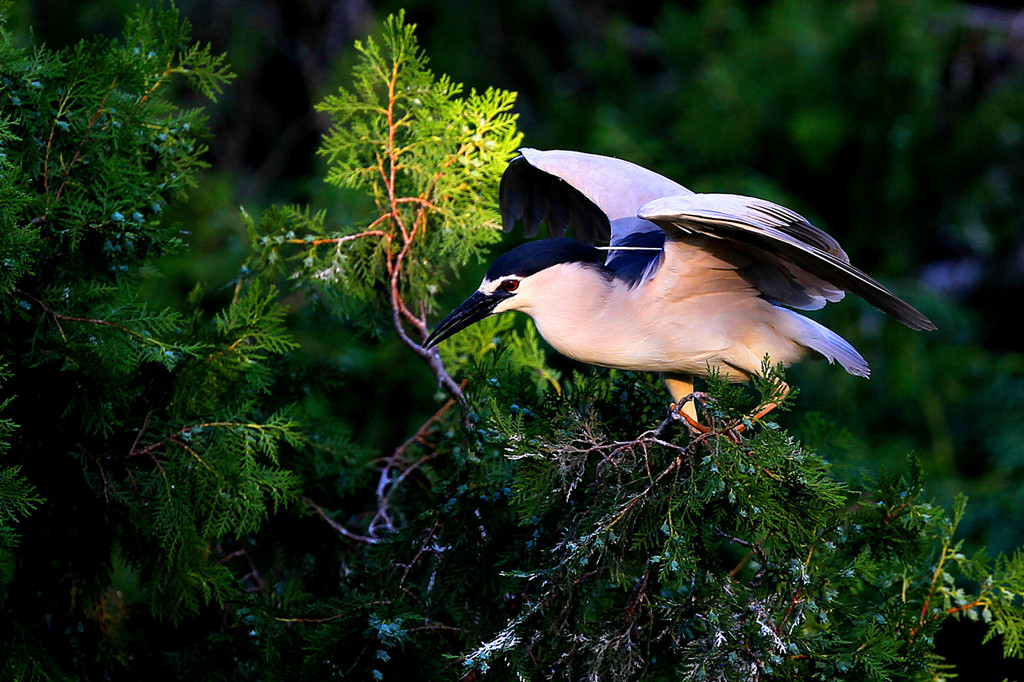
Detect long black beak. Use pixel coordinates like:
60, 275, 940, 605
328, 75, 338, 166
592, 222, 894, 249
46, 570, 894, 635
423, 291, 499, 349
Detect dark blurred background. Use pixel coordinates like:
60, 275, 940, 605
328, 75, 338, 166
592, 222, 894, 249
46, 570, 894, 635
11, 0, 1024, 674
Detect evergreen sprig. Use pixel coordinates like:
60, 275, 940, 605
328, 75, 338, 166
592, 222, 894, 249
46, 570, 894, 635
457, 370, 1024, 680
241, 11, 521, 398
0, 365, 42, 554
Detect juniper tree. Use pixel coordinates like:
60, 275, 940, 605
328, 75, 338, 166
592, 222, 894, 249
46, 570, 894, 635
0, 4, 302, 675
3, 6, 1024, 682
230, 13, 1024, 682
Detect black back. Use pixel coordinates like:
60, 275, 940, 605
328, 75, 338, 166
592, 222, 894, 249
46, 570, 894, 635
604, 231, 665, 287
486, 238, 607, 280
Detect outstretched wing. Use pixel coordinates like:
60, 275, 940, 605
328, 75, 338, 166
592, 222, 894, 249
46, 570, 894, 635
498, 148, 692, 245
498, 154, 611, 243
638, 193, 936, 331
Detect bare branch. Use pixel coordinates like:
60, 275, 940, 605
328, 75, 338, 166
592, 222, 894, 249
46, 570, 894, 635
302, 496, 379, 544
368, 390, 462, 537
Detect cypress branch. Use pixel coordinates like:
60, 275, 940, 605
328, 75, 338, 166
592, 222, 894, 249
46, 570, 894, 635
2, 7, 1022, 680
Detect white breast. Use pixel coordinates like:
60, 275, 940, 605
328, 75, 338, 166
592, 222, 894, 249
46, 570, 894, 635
508, 259, 813, 381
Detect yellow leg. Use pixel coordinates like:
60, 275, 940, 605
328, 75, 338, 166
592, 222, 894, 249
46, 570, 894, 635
664, 374, 710, 433
664, 374, 696, 419
662, 374, 790, 441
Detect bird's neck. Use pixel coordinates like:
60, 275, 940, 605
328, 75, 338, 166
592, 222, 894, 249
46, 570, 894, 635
515, 264, 626, 367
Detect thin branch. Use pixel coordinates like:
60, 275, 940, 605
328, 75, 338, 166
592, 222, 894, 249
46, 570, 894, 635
400, 518, 442, 587
14, 287, 184, 355
218, 547, 266, 593
369, 389, 462, 537
715, 528, 769, 566
302, 496, 378, 544
283, 228, 388, 248
405, 623, 462, 634
128, 412, 154, 460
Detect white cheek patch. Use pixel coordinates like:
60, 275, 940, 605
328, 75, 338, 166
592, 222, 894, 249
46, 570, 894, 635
479, 277, 522, 296
479, 278, 524, 314
479, 279, 502, 295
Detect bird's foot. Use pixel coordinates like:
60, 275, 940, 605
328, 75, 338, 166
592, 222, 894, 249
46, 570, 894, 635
665, 386, 787, 442
668, 392, 710, 435
733, 381, 790, 434
724, 392, 788, 449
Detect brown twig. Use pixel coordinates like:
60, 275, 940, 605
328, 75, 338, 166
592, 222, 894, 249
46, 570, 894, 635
360, 55, 464, 402
369, 388, 463, 537
302, 496, 378, 544
907, 540, 989, 642
218, 547, 266, 592
283, 228, 389, 248
399, 518, 443, 587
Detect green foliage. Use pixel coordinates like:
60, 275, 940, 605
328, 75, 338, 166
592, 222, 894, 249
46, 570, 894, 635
0, 118, 36, 301
0, 4, 303, 674
0, 2, 232, 291
449, 369, 1024, 681
242, 11, 521, 336
0, 366, 43, 554
0, 464, 39, 552
122, 405, 303, 622
3, 4, 1024, 681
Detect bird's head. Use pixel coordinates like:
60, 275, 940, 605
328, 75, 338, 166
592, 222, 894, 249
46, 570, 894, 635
423, 238, 605, 349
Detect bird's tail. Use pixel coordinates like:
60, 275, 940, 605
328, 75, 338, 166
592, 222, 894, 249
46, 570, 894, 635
784, 309, 870, 378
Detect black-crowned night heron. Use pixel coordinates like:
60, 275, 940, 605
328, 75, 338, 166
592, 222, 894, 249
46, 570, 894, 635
424, 149, 935, 424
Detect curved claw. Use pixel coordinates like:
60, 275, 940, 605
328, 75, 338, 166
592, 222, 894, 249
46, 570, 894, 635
668, 400, 711, 435
730, 381, 791, 436
665, 382, 790, 442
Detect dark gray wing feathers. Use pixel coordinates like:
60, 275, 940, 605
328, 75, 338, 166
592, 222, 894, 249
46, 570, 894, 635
497, 150, 935, 332
639, 195, 936, 331
498, 155, 611, 244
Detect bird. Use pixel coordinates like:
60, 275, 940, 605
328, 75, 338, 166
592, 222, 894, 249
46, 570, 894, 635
423, 148, 935, 425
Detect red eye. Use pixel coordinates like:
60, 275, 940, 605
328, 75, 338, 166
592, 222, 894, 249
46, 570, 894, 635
501, 279, 519, 292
